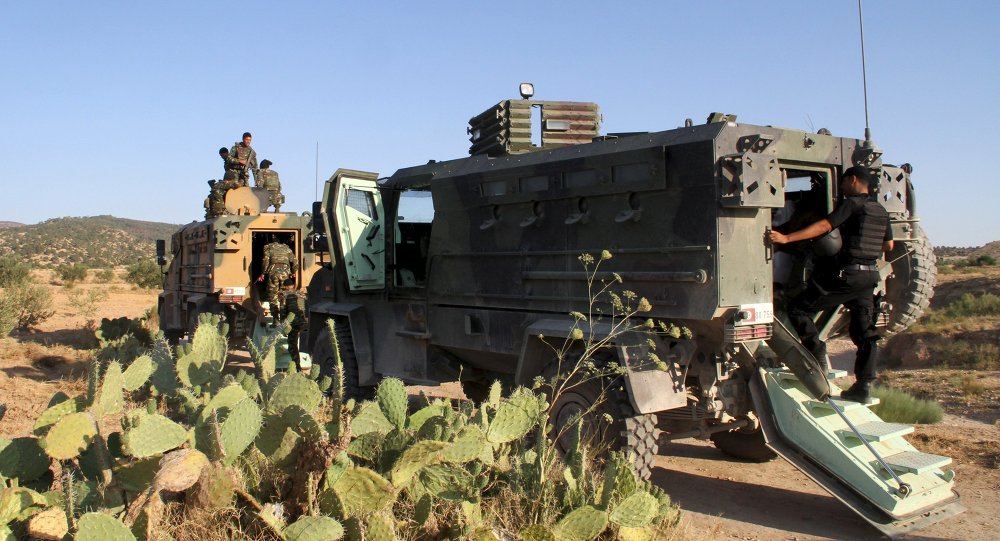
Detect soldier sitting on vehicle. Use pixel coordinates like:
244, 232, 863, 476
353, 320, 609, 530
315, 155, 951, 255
259, 159, 284, 212
230, 132, 259, 187
258, 236, 297, 325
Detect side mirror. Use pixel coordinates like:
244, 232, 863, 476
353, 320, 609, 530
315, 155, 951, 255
155, 239, 167, 267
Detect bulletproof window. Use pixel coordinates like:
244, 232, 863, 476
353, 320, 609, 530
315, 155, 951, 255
481, 180, 508, 197
565, 169, 599, 188
519, 175, 549, 193
612, 162, 652, 184
346, 188, 378, 220
394, 189, 434, 287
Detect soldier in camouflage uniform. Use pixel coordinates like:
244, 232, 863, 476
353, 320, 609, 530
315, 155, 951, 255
258, 237, 297, 323
281, 278, 307, 368
259, 159, 285, 212
206, 148, 241, 217
230, 132, 259, 187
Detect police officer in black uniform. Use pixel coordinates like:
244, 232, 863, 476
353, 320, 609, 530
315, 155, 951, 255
769, 166, 894, 402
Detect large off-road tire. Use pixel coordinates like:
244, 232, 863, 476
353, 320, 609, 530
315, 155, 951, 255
884, 225, 936, 334
313, 320, 374, 400
547, 373, 659, 480
710, 425, 777, 463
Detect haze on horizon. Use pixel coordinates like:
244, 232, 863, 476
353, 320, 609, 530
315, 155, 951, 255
3, 1, 997, 247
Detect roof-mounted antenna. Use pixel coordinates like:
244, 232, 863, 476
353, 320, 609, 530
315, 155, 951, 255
858, 0, 872, 147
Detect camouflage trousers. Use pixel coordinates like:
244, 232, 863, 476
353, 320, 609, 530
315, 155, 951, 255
266, 189, 285, 211
265, 264, 292, 318
209, 180, 239, 216
282, 291, 307, 366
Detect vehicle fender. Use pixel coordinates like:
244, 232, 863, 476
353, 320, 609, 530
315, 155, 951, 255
516, 319, 687, 414
308, 301, 375, 386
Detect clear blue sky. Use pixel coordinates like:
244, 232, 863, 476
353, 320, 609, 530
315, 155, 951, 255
3, 1, 996, 247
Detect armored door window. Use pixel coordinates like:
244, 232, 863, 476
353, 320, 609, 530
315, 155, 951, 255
328, 169, 385, 291
346, 189, 378, 220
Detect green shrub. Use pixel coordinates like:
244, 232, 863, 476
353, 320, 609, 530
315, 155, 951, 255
923, 293, 1000, 326
56, 262, 89, 285
0, 294, 17, 336
0, 282, 55, 332
94, 267, 117, 283
930, 340, 998, 370
952, 374, 987, 396
67, 287, 109, 329
869, 387, 944, 424
0, 255, 32, 287
125, 259, 162, 289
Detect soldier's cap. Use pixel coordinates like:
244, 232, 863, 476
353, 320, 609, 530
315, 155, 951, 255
282, 278, 295, 288
843, 166, 874, 186
218, 147, 229, 155
261, 159, 272, 168
242, 131, 252, 139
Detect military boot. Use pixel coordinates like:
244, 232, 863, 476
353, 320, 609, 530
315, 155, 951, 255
839, 381, 872, 402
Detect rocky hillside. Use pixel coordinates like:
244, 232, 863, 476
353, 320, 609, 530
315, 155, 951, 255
0, 221, 23, 229
0, 216, 180, 268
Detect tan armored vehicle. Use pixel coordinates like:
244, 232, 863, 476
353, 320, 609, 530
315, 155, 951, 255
158, 186, 322, 345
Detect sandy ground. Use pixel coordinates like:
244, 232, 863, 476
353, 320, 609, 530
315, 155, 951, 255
2, 271, 998, 540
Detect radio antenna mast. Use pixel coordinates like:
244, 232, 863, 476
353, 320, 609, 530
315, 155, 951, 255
315, 141, 319, 200
858, 0, 872, 145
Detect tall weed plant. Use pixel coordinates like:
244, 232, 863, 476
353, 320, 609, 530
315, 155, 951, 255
0, 282, 55, 332
870, 387, 944, 425
0, 255, 32, 287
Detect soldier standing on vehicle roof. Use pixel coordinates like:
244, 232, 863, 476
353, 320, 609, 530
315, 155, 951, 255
769, 166, 894, 402
259, 159, 284, 212
230, 132, 259, 187
258, 237, 297, 325
280, 278, 307, 369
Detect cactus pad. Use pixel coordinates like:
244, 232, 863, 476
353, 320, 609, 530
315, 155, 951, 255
0, 437, 50, 482
122, 354, 155, 392
255, 413, 300, 467
390, 440, 447, 486
406, 404, 446, 432
149, 337, 180, 395
153, 448, 210, 493
281, 404, 325, 441
365, 514, 397, 541
519, 525, 556, 541
346, 432, 383, 463
443, 426, 487, 463
266, 372, 322, 414
350, 401, 394, 436
616, 527, 654, 541
114, 456, 160, 493
414, 494, 432, 526
282, 516, 345, 541
192, 462, 237, 508
216, 398, 263, 464
486, 388, 542, 444
121, 412, 188, 458
26, 507, 68, 541
552, 505, 609, 541
95, 361, 126, 416
332, 467, 396, 517
41, 412, 97, 460
417, 463, 474, 501
197, 384, 249, 424
376, 378, 408, 431
33, 393, 83, 436
609, 491, 658, 528
76, 512, 137, 541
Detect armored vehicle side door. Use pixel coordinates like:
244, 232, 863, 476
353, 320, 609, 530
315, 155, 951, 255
326, 169, 385, 291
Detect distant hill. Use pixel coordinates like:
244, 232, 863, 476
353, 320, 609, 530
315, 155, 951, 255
0, 221, 23, 229
934, 245, 981, 258
972, 241, 1000, 260
0, 216, 181, 268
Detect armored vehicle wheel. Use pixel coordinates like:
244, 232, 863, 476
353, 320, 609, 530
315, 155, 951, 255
313, 320, 374, 400
884, 225, 936, 334
710, 426, 777, 463
546, 371, 659, 480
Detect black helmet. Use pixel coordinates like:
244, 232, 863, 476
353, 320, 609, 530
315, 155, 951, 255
813, 228, 843, 257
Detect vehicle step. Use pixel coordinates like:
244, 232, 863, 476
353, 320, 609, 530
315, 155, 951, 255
876, 451, 952, 475
836, 421, 913, 442
774, 369, 848, 382
805, 396, 880, 412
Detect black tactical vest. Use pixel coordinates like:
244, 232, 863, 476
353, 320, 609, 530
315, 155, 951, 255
842, 197, 889, 264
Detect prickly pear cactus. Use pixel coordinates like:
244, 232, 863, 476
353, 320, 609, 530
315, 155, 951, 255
41, 412, 97, 460
486, 387, 542, 444
148, 337, 179, 395
95, 360, 126, 416
609, 490, 659, 528
76, 511, 137, 541
330, 467, 396, 518
121, 412, 188, 458
351, 402, 394, 436
153, 448, 210, 493
376, 378, 408, 431
365, 513, 397, 541
552, 505, 609, 541
282, 515, 345, 541
176, 313, 227, 387
33, 392, 82, 436
214, 398, 263, 464
122, 354, 155, 392
0, 437, 50, 482
266, 372, 322, 414
390, 440, 447, 486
